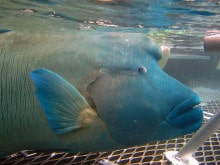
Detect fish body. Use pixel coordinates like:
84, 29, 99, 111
0, 32, 203, 155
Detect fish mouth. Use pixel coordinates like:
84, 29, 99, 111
166, 94, 203, 129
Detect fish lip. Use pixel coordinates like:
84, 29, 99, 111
169, 94, 201, 119
166, 94, 202, 128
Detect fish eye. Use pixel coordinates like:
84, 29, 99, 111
138, 66, 147, 74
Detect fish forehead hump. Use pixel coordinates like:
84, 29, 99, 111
100, 32, 162, 60
90, 32, 162, 74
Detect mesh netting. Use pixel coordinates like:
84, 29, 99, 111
0, 101, 219, 165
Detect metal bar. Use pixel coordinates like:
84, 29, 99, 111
175, 110, 220, 160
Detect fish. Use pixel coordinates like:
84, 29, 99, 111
0, 31, 203, 156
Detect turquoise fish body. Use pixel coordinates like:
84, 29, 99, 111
0, 32, 203, 155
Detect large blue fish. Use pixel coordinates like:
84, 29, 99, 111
0, 32, 203, 155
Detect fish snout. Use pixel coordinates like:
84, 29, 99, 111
165, 94, 203, 130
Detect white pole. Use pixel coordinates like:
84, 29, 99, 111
165, 110, 220, 165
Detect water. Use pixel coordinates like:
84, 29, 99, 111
0, 0, 220, 164
0, 0, 219, 49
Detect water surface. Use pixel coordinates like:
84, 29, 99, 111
0, 0, 219, 48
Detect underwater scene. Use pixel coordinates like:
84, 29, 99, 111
0, 0, 219, 164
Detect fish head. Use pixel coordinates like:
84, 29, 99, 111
87, 34, 203, 147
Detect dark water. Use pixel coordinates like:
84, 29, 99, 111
0, 0, 219, 48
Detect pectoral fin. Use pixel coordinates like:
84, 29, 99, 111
30, 68, 97, 134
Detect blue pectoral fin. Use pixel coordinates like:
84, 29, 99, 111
30, 68, 96, 134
